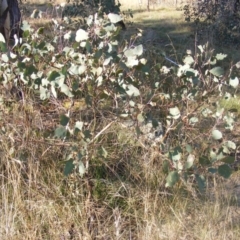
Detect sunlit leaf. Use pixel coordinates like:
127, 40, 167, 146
226, 140, 236, 150
198, 45, 204, 53
51, 85, 57, 98
68, 64, 79, 75
1, 54, 9, 62
236, 61, 240, 68
21, 21, 32, 32
229, 77, 239, 88
86, 15, 93, 26
215, 53, 227, 60
126, 84, 140, 97
76, 29, 89, 42
137, 113, 145, 123
185, 154, 195, 169
108, 13, 123, 24
30, 9, 41, 18
124, 45, 143, 58
64, 31, 72, 40
75, 121, 84, 131
0, 33, 5, 43
209, 67, 224, 77
169, 146, 182, 162
202, 108, 212, 117
125, 57, 139, 67
78, 65, 87, 75
169, 107, 180, 119
186, 144, 192, 153
103, 56, 113, 66
78, 161, 85, 177
40, 86, 50, 100
60, 84, 73, 97
189, 117, 198, 125
212, 129, 223, 140
183, 55, 194, 65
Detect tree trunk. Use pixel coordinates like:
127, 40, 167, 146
0, 0, 22, 42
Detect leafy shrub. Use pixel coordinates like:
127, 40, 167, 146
0, 11, 239, 195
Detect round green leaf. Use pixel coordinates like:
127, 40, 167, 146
126, 84, 140, 97
75, 29, 89, 42
124, 45, 143, 58
186, 144, 193, 153
108, 13, 123, 24
64, 31, 72, 40
169, 107, 180, 119
61, 84, 73, 97
199, 156, 211, 166
215, 53, 227, 61
1, 54, 9, 62
185, 154, 195, 169
64, 159, 75, 176
226, 140, 236, 150
137, 113, 145, 123
189, 117, 198, 125
75, 121, 84, 131
229, 77, 239, 88
212, 129, 223, 140
55, 126, 67, 138
218, 164, 232, 178
209, 67, 224, 77
183, 55, 194, 65
165, 171, 180, 187
60, 115, 69, 126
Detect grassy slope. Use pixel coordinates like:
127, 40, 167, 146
0, 1, 240, 239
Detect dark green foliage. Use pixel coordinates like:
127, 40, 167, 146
64, 159, 75, 176
61, 0, 127, 30
218, 164, 232, 178
183, 0, 240, 46
62, 0, 121, 19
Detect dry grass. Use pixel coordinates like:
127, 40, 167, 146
1, 1, 240, 240
1, 98, 240, 239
